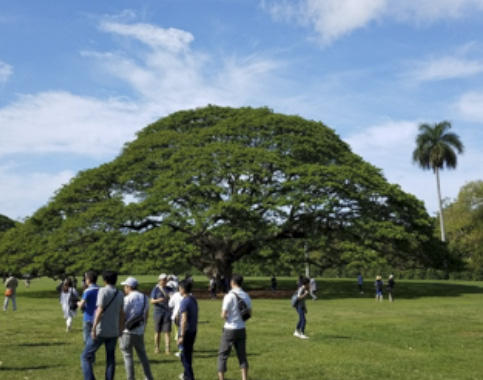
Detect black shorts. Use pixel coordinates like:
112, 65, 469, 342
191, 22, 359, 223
154, 312, 172, 333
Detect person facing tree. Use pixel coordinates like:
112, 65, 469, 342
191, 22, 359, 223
413, 121, 464, 242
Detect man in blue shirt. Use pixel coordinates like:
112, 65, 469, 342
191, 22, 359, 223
177, 279, 198, 380
78, 271, 99, 344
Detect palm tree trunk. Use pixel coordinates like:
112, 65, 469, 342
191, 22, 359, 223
435, 168, 446, 242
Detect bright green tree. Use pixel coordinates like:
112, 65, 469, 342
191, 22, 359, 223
441, 180, 483, 278
0, 106, 452, 278
413, 121, 464, 242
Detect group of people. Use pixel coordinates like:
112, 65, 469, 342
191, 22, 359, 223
374, 274, 396, 302
57, 270, 251, 380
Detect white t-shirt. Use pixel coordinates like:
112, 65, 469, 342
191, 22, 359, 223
169, 291, 183, 322
222, 287, 252, 330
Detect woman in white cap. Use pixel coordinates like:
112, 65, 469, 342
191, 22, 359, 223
150, 273, 172, 354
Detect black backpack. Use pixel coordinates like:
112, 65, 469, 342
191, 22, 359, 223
69, 289, 79, 311
233, 292, 251, 321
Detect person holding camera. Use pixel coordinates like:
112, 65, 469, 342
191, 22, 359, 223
78, 271, 100, 344
119, 276, 153, 380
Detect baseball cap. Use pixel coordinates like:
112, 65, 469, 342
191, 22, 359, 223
158, 273, 168, 280
120, 277, 138, 288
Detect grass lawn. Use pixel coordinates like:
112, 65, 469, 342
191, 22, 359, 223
1, 277, 483, 379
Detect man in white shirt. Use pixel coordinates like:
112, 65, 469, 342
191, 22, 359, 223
119, 276, 153, 380
217, 274, 252, 380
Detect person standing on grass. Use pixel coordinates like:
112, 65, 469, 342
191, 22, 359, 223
375, 275, 384, 302
387, 274, 395, 302
119, 276, 154, 380
78, 271, 100, 344
60, 278, 79, 332
3, 274, 18, 311
177, 279, 198, 380
309, 277, 317, 300
81, 270, 124, 380
294, 277, 310, 339
357, 273, 364, 294
218, 274, 252, 380
271, 275, 277, 292
150, 273, 172, 354
169, 282, 184, 358
209, 276, 217, 299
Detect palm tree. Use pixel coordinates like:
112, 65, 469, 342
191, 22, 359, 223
413, 121, 464, 242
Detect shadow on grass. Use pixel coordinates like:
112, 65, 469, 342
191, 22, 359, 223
0, 365, 63, 371
18, 342, 66, 347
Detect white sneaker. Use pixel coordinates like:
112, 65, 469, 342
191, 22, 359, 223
293, 330, 301, 338
300, 334, 309, 339
178, 373, 184, 380
174, 351, 181, 357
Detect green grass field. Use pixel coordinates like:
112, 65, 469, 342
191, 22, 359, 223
1, 277, 483, 380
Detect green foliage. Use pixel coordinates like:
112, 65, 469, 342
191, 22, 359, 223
0, 213, 16, 232
0, 106, 452, 278
412, 121, 464, 172
439, 180, 483, 278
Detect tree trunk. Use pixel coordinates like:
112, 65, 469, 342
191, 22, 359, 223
435, 168, 446, 242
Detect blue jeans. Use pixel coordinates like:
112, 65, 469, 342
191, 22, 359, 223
81, 335, 117, 380
296, 305, 306, 333
83, 321, 93, 344
179, 330, 196, 380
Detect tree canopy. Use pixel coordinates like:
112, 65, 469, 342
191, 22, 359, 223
413, 121, 464, 242
0, 106, 453, 278
439, 180, 483, 278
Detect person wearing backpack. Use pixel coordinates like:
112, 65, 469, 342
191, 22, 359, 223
59, 278, 79, 332
119, 276, 153, 380
81, 270, 124, 380
218, 274, 252, 380
293, 277, 310, 339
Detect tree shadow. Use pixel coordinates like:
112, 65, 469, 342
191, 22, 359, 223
0, 365, 63, 371
18, 342, 66, 347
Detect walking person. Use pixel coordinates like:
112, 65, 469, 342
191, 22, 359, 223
218, 274, 252, 380
375, 275, 384, 302
209, 277, 217, 299
357, 273, 364, 294
270, 275, 277, 292
177, 279, 198, 380
81, 270, 124, 380
387, 274, 395, 302
293, 277, 310, 339
60, 278, 79, 332
309, 277, 317, 300
150, 273, 172, 354
3, 274, 18, 311
169, 283, 183, 357
78, 271, 100, 344
119, 277, 154, 380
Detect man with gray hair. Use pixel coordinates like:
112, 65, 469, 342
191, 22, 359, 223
119, 276, 153, 380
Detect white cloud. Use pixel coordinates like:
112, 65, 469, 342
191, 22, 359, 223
262, 0, 483, 44
0, 91, 148, 158
407, 56, 483, 82
0, 60, 12, 83
455, 91, 483, 122
99, 22, 194, 53
0, 166, 75, 220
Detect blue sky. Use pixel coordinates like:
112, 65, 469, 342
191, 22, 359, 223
1, 0, 482, 220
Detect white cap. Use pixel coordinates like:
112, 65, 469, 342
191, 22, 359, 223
158, 273, 168, 280
120, 276, 138, 288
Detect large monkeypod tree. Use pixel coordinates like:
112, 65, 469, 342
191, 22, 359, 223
0, 106, 452, 278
